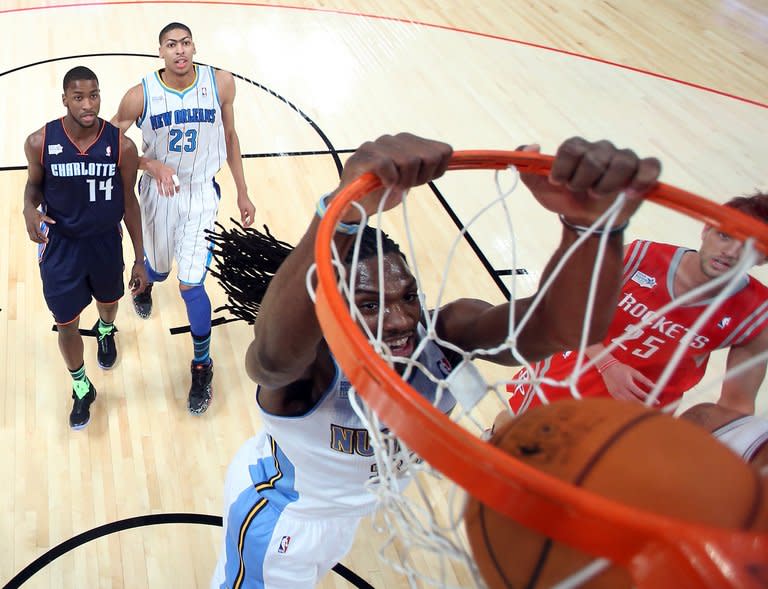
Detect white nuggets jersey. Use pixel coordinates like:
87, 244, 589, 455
137, 65, 226, 186
256, 333, 457, 518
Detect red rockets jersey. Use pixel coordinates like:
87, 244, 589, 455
509, 240, 768, 411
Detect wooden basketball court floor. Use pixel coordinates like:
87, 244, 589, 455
0, 1, 766, 587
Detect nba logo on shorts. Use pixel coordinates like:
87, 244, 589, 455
278, 536, 291, 553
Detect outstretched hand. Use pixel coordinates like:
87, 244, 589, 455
520, 138, 661, 226
332, 133, 453, 223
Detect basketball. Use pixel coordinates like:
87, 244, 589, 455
465, 399, 768, 589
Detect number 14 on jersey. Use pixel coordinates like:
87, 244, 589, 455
87, 177, 113, 202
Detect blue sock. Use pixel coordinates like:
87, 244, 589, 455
192, 332, 211, 364
145, 259, 169, 283
180, 285, 212, 364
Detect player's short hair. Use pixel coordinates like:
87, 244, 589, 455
159, 22, 192, 44
724, 192, 768, 225
62, 66, 98, 92
344, 225, 406, 265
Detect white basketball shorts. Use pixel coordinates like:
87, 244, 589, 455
139, 175, 220, 285
210, 431, 361, 589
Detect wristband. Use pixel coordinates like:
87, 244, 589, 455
316, 193, 361, 235
559, 214, 628, 236
597, 358, 619, 373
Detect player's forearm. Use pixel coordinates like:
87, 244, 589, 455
23, 182, 43, 211
717, 393, 756, 415
225, 131, 248, 193
139, 157, 160, 174
718, 345, 766, 415
123, 197, 145, 263
248, 216, 326, 384
248, 214, 356, 386
536, 226, 625, 350
718, 374, 763, 415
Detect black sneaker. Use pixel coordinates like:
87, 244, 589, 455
70, 381, 97, 430
188, 360, 213, 415
94, 320, 117, 369
133, 282, 153, 319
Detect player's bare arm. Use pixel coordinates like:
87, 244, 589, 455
435, 139, 660, 363
216, 69, 254, 227
582, 342, 656, 402
112, 83, 179, 196
246, 134, 453, 394
118, 134, 148, 295
22, 128, 56, 243
111, 83, 143, 133
717, 328, 768, 415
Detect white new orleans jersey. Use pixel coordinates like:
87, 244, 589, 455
137, 64, 226, 187
256, 331, 457, 518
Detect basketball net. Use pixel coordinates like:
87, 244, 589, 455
309, 153, 768, 589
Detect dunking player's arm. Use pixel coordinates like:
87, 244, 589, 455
426, 143, 658, 365
719, 329, 768, 414
246, 134, 660, 402
215, 69, 255, 227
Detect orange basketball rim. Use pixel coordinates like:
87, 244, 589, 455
313, 150, 768, 589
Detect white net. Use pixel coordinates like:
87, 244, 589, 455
308, 164, 768, 588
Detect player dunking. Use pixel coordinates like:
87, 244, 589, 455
112, 22, 256, 414
210, 133, 661, 588
509, 193, 768, 414
23, 66, 148, 429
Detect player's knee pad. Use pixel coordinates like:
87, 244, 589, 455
180, 284, 212, 336
145, 259, 169, 283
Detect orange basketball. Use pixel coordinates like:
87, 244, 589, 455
465, 399, 768, 589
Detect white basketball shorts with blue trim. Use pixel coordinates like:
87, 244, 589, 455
210, 431, 362, 589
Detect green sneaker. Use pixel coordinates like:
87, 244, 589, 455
70, 380, 97, 430
94, 320, 117, 369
